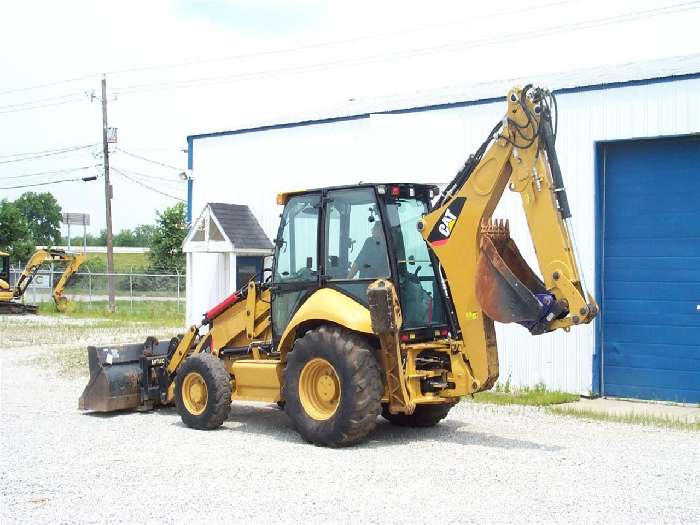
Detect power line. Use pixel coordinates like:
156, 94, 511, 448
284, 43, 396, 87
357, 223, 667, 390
0, 144, 98, 164
0, 165, 99, 181
113, 1, 700, 96
0, 91, 93, 111
106, 0, 577, 76
0, 1, 574, 97
115, 148, 183, 171
0, 97, 89, 114
0, 174, 100, 190
0, 74, 98, 97
112, 167, 186, 201
111, 165, 185, 184
0, 143, 94, 159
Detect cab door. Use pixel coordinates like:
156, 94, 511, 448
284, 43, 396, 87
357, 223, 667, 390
271, 193, 321, 342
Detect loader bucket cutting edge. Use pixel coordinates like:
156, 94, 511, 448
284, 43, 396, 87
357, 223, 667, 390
475, 232, 548, 324
79, 340, 170, 412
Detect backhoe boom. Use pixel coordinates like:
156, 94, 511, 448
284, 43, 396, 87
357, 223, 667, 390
420, 85, 598, 391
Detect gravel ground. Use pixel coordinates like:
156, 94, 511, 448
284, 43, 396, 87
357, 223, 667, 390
1, 317, 699, 524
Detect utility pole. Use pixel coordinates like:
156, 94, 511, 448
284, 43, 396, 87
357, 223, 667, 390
101, 75, 116, 312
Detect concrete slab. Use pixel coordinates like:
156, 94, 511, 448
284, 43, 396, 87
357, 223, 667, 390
560, 397, 700, 424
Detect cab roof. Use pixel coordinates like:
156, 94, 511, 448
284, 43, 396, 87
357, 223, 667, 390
276, 182, 440, 205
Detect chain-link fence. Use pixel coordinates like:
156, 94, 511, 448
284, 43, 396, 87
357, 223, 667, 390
9, 264, 185, 312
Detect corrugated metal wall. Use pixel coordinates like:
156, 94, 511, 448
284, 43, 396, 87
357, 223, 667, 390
191, 76, 700, 394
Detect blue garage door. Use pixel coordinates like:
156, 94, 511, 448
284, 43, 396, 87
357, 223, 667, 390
602, 136, 700, 403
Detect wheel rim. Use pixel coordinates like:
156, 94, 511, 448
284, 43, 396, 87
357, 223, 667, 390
298, 358, 341, 420
182, 371, 208, 416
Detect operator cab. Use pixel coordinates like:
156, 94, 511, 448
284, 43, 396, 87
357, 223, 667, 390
272, 183, 450, 343
0, 252, 10, 289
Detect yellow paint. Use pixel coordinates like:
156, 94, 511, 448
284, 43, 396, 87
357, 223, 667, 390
231, 359, 282, 402
298, 358, 341, 420
277, 288, 373, 355
276, 189, 309, 205
181, 371, 208, 415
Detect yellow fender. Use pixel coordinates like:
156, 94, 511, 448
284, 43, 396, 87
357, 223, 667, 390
277, 288, 373, 357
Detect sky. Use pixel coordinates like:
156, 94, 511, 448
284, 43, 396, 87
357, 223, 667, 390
1, 0, 699, 237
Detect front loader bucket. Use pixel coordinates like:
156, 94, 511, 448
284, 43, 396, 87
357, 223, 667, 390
475, 220, 548, 324
79, 339, 170, 412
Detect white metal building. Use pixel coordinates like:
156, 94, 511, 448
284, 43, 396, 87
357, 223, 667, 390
185, 55, 700, 401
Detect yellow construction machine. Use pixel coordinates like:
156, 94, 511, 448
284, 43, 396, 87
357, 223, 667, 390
0, 249, 86, 314
79, 85, 598, 446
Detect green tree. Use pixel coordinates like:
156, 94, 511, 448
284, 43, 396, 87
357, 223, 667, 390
14, 191, 62, 246
148, 202, 186, 272
0, 199, 34, 263
114, 229, 137, 247
133, 224, 155, 246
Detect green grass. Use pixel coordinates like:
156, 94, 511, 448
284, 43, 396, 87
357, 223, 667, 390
468, 383, 580, 406
547, 406, 700, 432
37, 300, 184, 327
82, 252, 150, 272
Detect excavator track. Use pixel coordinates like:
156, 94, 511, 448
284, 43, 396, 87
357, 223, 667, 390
0, 301, 38, 315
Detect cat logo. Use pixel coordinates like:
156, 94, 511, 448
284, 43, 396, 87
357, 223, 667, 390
427, 197, 466, 247
438, 208, 457, 238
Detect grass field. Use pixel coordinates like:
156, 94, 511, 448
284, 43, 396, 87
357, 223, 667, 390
81, 252, 150, 272
37, 300, 185, 327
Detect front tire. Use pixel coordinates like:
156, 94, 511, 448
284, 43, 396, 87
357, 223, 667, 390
282, 326, 383, 447
381, 402, 454, 427
175, 353, 232, 430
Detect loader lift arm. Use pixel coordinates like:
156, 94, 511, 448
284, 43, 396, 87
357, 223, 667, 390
419, 85, 598, 390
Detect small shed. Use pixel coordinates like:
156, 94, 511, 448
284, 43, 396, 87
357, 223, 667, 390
183, 202, 273, 325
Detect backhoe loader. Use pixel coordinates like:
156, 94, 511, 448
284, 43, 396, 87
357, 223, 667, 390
0, 249, 86, 314
80, 85, 598, 446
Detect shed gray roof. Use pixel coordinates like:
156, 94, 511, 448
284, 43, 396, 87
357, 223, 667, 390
188, 53, 700, 140
209, 203, 273, 252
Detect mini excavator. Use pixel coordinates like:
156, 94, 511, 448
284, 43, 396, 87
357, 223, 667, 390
80, 85, 598, 446
0, 249, 85, 314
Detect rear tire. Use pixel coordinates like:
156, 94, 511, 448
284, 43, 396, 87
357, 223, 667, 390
381, 402, 454, 427
175, 353, 232, 430
282, 326, 383, 447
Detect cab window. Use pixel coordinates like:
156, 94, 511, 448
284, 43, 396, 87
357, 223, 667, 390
324, 188, 389, 281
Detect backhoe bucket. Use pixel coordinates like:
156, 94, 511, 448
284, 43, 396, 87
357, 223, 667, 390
79, 338, 170, 412
475, 220, 549, 324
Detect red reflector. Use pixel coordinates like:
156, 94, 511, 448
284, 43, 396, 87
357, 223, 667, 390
440, 328, 449, 337
400, 334, 409, 343
390, 186, 400, 196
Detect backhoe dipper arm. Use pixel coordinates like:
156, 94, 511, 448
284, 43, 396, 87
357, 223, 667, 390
419, 86, 598, 389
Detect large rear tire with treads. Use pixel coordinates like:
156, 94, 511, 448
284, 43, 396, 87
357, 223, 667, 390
283, 326, 383, 447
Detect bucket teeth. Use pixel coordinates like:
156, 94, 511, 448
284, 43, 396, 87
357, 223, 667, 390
480, 218, 511, 243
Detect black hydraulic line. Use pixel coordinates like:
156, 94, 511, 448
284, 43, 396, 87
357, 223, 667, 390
540, 115, 571, 219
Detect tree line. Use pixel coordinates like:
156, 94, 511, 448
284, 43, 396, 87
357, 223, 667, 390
0, 192, 186, 272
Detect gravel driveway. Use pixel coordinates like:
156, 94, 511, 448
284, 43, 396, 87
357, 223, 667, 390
1, 318, 699, 524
